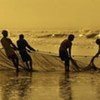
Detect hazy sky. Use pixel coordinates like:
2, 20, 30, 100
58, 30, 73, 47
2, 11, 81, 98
0, 0, 100, 29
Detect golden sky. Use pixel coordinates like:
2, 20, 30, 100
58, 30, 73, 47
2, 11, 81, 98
0, 0, 100, 29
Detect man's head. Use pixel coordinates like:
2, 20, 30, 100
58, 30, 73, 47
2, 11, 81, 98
2, 30, 8, 37
96, 39, 100, 45
68, 34, 75, 41
19, 34, 24, 39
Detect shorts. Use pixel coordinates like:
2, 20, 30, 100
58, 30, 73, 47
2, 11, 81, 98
20, 51, 32, 62
59, 50, 69, 61
8, 53, 18, 60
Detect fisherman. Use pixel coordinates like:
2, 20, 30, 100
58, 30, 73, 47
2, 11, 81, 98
89, 38, 100, 70
17, 34, 36, 71
59, 34, 75, 72
1, 30, 19, 72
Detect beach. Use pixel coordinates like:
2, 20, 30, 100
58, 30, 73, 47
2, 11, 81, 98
0, 29, 100, 100
0, 70, 100, 100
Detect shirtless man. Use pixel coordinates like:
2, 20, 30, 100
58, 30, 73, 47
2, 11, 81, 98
17, 34, 35, 71
1, 30, 19, 72
89, 39, 100, 70
59, 34, 75, 72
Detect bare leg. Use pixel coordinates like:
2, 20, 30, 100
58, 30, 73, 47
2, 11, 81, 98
11, 57, 19, 72
29, 59, 33, 71
25, 61, 30, 71
65, 60, 69, 72
25, 60, 33, 71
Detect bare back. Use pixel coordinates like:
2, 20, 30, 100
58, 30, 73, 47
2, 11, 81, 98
59, 39, 72, 51
1, 37, 15, 57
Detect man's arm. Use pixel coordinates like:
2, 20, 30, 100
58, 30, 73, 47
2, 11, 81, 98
68, 43, 72, 59
9, 39, 18, 50
90, 45, 100, 63
94, 45, 100, 57
25, 40, 36, 51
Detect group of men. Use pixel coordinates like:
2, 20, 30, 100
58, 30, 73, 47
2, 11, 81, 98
1, 30, 35, 72
59, 34, 100, 72
1, 29, 100, 72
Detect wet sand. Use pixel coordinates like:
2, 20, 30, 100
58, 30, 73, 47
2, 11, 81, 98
0, 30, 100, 100
0, 70, 100, 100
0, 42, 100, 100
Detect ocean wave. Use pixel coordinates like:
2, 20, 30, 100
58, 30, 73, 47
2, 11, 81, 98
37, 33, 68, 38
85, 32, 99, 38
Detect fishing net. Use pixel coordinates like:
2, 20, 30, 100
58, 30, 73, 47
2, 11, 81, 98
0, 49, 99, 72
71, 56, 100, 71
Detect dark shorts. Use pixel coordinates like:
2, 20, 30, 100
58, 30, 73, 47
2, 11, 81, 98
59, 50, 69, 61
20, 51, 32, 62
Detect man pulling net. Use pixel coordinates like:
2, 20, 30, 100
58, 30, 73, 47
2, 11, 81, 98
17, 34, 36, 72
1, 30, 19, 72
84, 39, 100, 71
59, 34, 81, 72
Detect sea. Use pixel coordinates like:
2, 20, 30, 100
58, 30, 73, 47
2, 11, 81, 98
0, 28, 100, 100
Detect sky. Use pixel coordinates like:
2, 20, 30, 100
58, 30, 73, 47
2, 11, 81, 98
0, 0, 100, 29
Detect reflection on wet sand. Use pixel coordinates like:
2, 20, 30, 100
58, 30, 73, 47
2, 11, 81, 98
2, 72, 32, 100
59, 72, 72, 100
0, 71, 100, 100
59, 72, 100, 100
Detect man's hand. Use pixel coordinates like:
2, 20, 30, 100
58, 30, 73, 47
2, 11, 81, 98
27, 49, 31, 52
13, 47, 18, 51
69, 55, 72, 60
32, 48, 36, 51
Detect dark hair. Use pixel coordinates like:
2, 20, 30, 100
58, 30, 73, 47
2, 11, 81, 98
68, 34, 75, 41
19, 34, 24, 39
96, 39, 100, 45
2, 30, 8, 37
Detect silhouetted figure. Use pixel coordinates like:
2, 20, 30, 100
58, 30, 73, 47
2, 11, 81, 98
17, 34, 35, 71
1, 30, 19, 72
59, 34, 75, 72
89, 39, 100, 70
